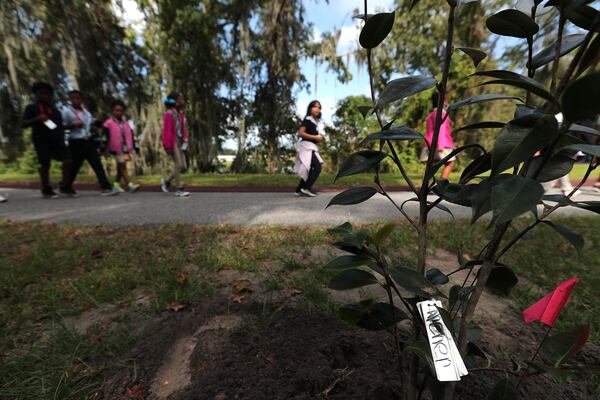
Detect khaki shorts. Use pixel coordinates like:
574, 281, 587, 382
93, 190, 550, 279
419, 147, 456, 162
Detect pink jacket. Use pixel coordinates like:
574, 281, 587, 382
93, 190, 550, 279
104, 118, 134, 154
424, 109, 454, 149
162, 109, 189, 150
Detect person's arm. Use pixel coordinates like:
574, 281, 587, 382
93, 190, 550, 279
298, 126, 324, 142
22, 105, 45, 127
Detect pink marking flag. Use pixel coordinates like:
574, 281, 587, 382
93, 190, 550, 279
522, 277, 579, 326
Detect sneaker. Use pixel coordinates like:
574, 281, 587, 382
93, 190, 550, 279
294, 190, 302, 196
300, 188, 317, 197
42, 188, 59, 199
160, 178, 171, 193
101, 187, 120, 196
592, 185, 600, 194
59, 187, 79, 198
128, 183, 140, 193
175, 188, 190, 197
563, 189, 582, 197
113, 182, 126, 193
0, 194, 6, 203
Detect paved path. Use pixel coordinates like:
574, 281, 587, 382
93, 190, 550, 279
0, 188, 598, 226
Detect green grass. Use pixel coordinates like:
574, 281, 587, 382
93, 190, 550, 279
1, 218, 598, 398
0, 163, 593, 187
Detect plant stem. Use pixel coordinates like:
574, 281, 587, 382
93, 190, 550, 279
555, 31, 593, 97
516, 325, 553, 388
550, 12, 566, 95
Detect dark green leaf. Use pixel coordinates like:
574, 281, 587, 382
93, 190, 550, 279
526, 155, 575, 183
486, 265, 518, 295
529, 34, 586, 70
492, 114, 558, 175
460, 153, 492, 183
487, 378, 518, 400
447, 94, 522, 112
486, 9, 539, 38
339, 229, 370, 248
403, 341, 435, 374
541, 221, 585, 252
352, 14, 374, 21
357, 105, 373, 119
338, 300, 373, 324
435, 306, 455, 338
455, 121, 505, 132
565, 5, 600, 32
541, 325, 590, 367
325, 255, 373, 270
561, 71, 600, 122
336, 151, 388, 181
491, 176, 544, 224
569, 123, 600, 137
450, 285, 475, 310
360, 125, 422, 145
426, 268, 449, 285
328, 222, 353, 235
359, 12, 395, 49
562, 144, 600, 158
390, 266, 447, 298
579, 32, 600, 75
456, 47, 487, 68
467, 341, 489, 360
356, 302, 409, 330
473, 70, 556, 104
327, 187, 378, 208
429, 144, 485, 180
329, 268, 379, 290
375, 76, 436, 110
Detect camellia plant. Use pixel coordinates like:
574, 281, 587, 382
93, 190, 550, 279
325, 0, 600, 399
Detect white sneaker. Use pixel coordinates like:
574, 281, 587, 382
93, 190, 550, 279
175, 189, 190, 197
128, 183, 140, 193
101, 187, 120, 196
0, 194, 6, 203
160, 178, 170, 193
300, 188, 317, 197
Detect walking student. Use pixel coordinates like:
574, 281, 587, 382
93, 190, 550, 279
420, 92, 455, 180
103, 100, 139, 193
160, 92, 190, 197
22, 81, 75, 198
294, 100, 324, 197
62, 90, 119, 196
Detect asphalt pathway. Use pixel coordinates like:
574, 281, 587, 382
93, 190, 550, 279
0, 187, 598, 226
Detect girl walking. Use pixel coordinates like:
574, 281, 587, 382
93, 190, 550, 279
103, 100, 139, 193
420, 92, 455, 180
294, 100, 324, 197
160, 92, 190, 197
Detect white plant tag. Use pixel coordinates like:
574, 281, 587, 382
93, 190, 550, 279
417, 300, 468, 382
44, 119, 57, 130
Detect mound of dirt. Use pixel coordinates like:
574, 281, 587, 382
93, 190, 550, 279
102, 297, 598, 400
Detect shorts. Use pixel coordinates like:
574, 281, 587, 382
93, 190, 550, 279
32, 132, 71, 164
419, 147, 456, 162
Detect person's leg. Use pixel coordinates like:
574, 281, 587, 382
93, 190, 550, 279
559, 174, 573, 193
114, 157, 123, 186
39, 162, 51, 192
171, 148, 182, 188
67, 140, 86, 189
33, 134, 52, 194
441, 160, 455, 180
305, 152, 322, 191
84, 141, 112, 190
119, 162, 130, 186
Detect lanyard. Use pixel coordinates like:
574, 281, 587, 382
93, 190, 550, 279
71, 107, 86, 125
38, 103, 53, 117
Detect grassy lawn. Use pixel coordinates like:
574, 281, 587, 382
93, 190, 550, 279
0, 217, 598, 397
0, 163, 594, 187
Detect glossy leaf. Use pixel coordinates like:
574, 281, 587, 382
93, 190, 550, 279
455, 121, 505, 132
328, 222, 353, 235
375, 76, 436, 110
491, 175, 544, 225
486, 265, 518, 295
460, 153, 492, 182
357, 302, 409, 330
569, 123, 600, 137
426, 268, 450, 285
565, 5, 600, 32
579, 33, 600, 75
372, 222, 396, 246
403, 341, 435, 374
456, 47, 487, 68
360, 125, 422, 145
529, 34, 586, 70
526, 155, 575, 183
541, 325, 590, 367
335, 150, 388, 181
542, 221, 584, 252
492, 114, 558, 175
450, 285, 475, 311
352, 14, 374, 21
447, 94, 522, 112
329, 268, 379, 290
390, 266, 446, 298
357, 105, 373, 119
326, 187, 378, 208
562, 71, 600, 122
486, 9, 539, 38
562, 144, 600, 158
487, 378, 518, 400
359, 12, 395, 49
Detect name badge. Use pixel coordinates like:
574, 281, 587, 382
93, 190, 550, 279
417, 300, 468, 382
44, 120, 57, 130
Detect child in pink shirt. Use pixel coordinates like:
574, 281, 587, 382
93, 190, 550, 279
160, 92, 190, 197
420, 92, 455, 180
103, 99, 139, 193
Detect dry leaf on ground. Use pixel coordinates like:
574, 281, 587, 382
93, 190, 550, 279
232, 279, 253, 293
166, 302, 188, 312
126, 383, 144, 400
232, 295, 246, 303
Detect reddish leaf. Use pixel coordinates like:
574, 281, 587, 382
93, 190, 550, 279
232, 279, 253, 293
126, 383, 144, 400
174, 271, 188, 284
166, 302, 188, 312
232, 295, 246, 303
